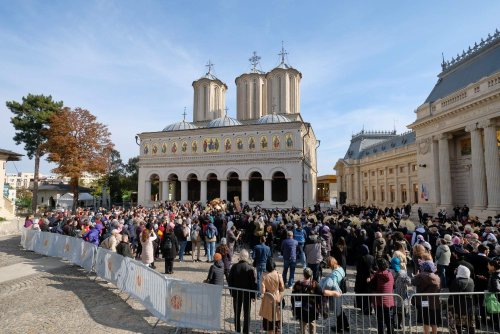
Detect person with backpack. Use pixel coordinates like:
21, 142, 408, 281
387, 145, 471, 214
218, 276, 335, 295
161, 225, 179, 274
321, 256, 349, 333
294, 222, 308, 269
174, 220, 189, 262
205, 220, 218, 262
292, 267, 323, 334
190, 220, 202, 262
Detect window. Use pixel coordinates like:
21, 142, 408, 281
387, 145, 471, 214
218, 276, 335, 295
401, 184, 407, 203
400, 166, 404, 173
389, 168, 393, 174
371, 171, 375, 177
364, 187, 368, 201
379, 170, 384, 176
364, 172, 368, 178
272, 171, 287, 202
412, 165, 417, 172
372, 186, 376, 201
390, 185, 395, 202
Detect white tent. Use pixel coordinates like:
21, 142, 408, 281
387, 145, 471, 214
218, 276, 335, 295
57, 192, 94, 209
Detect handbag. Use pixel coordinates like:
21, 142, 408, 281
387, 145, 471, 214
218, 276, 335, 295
485, 293, 500, 314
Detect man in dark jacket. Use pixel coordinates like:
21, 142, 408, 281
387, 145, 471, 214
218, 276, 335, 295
253, 235, 271, 292
161, 226, 179, 274
206, 253, 225, 285
116, 234, 134, 258
228, 249, 257, 334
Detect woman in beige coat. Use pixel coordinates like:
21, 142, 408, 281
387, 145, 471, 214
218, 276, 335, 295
260, 258, 285, 333
141, 224, 157, 269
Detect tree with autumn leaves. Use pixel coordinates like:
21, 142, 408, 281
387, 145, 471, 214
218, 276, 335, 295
44, 107, 114, 213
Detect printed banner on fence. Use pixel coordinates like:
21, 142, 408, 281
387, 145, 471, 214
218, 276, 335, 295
61, 236, 77, 261
50, 234, 69, 258
20, 228, 26, 248
23, 229, 40, 251
70, 239, 96, 272
95, 248, 129, 289
123, 259, 168, 321
35, 231, 56, 256
165, 280, 222, 330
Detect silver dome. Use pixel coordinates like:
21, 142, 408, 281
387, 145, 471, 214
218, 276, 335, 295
163, 120, 199, 132
207, 115, 242, 128
256, 114, 291, 124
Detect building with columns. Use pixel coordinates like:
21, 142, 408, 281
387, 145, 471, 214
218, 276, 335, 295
335, 30, 500, 219
136, 48, 318, 208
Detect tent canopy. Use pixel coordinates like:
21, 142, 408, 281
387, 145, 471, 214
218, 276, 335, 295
57, 192, 94, 208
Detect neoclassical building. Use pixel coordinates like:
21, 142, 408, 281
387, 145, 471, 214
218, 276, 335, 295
136, 49, 318, 208
335, 30, 500, 219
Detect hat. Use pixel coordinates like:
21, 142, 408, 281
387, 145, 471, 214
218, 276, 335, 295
456, 265, 471, 279
214, 253, 222, 261
452, 236, 461, 245
443, 234, 452, 243
220, 238, 227, 245
303, 267, 313, 278
420, 260, 436, 273
417, 235, 424, 241
390, 257, 401, 272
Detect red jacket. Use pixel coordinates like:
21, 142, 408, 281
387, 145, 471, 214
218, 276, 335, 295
370, 269, 395, 308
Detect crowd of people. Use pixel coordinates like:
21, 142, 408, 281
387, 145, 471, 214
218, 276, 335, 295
22, 201, 500, 334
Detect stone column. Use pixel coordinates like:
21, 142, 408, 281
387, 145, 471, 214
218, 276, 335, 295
465, 123, 487, 209
200, 180, 207, 203
480, 120, 500, 210
407, 162, 412, 205
438, 134, 453, 206
287, 178, 292, 203
241, 179, 249, 203
145, 180, 151, 202
264, 179, 272, 202
161, 181, 168, 202
180, 180, 188, 202
384, 167, 388, 205
220, 180, 228, 201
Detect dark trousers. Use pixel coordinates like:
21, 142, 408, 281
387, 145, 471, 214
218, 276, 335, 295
376, 307, 394, 334
337, 310, 349, 330
233, 295, 251, 333
164, 258, 174, 273
307, 263, 320, 282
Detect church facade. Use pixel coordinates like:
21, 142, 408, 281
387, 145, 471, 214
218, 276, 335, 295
136, 50, 318, 208
335, 30, 500, 219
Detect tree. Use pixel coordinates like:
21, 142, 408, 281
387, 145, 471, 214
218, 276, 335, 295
7, 94, 63, 213
44, 107, 114, 213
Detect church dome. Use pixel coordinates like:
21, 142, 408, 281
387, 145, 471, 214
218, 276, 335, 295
163, 120, 198, 132
256, 114, 291, 124
207, 115, 242, 128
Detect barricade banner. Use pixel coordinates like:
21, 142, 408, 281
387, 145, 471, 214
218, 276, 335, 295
20, 228, 27, 248
165, 280, 223, 330
71, 239, 97, 272
123, 259, 168, 321
35, 232, 56, 256
61, 236, 77, 261
24, 229, 40, 251
95, 248, 129, 288
50, 234, 69, 258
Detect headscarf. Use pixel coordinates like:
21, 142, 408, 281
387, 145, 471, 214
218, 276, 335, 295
456, 265, 470, 279
390, 257, 401, 272
360, 244, 370, 256
420, 260, 436, 273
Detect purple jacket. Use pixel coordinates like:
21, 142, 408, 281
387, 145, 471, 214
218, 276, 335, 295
83, 225, 102, 246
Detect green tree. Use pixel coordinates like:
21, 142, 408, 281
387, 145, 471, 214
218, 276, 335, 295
7, 94, 63, 213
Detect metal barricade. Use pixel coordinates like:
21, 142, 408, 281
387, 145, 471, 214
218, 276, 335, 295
408, 291, 500, 334
280, 292, 405, 334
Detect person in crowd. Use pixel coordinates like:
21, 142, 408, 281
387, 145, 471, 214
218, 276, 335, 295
116, 234, 133, 258
100, 229, 121, 252
373, 231, 387, 260
294, 221, 307, 268
227, 225, 240, 254
436, 234, 452, 289
282, 230, 298, 288
205, 252, 225, 285
259, 258, 285, 334
228, 249, 257, 334
355, 244, 375, 315
205, 219, 218, 262
253, 235, 272, 293
83, 223, 102, 246
331, 237, 347, 271
190, 220, 202, 262
393, 259, 411, 330
368, 258, 395, 334
141, 223, 157, 269
24, 214, 34, 228
321, 256, 349, 333
292, 267, 323, 334
486, 258, 500, 331
391, 242, 407, 271
161, 225, 179, 274
304, 233, 323, 282
216, 238, 232, 281
412, 260, 441, 334
448, 265, 475, 334
174, 220, 189, 262
265, 224, 274, 256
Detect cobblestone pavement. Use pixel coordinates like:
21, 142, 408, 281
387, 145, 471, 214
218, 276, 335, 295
0, 234, 374, 334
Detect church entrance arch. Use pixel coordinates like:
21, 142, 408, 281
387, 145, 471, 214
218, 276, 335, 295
150, 174, 160, 201
187, 174, 200, 201
272, 171, 287, 202
227, 172, 241, 201
168, 174, 181, 201
207, 173, 220, 201
249, 171, 264, 202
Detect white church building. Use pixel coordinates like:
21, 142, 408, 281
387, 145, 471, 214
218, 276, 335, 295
136, 48, 318, 208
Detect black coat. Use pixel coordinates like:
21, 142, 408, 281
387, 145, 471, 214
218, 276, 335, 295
116, 241, 134, 258
206, 260, 225, 285
161, 233, 179, 259
228, 260, 257, 298
449, 277, 474, 315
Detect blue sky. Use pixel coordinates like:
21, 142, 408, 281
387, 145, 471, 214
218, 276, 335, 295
1, 1, 499, 176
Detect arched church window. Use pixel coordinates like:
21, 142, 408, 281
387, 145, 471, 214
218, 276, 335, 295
249, 171, 264, 202
272, 171, 287, 202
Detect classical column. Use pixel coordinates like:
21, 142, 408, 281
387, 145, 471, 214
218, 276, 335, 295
480, 120, 500, 210
220, 180, 228, 201
465, 123, 487, 209
287, 178, 292, 203
384, 167, 388, 205
438, 134, 453, 206
241, 179, 249, 203
200, 180, 207, 203
264, 178, 272, 202
407, 162, 411, 205
161, 181, 168, 201
145, 180, 151, 202
180, 180, 188, 202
